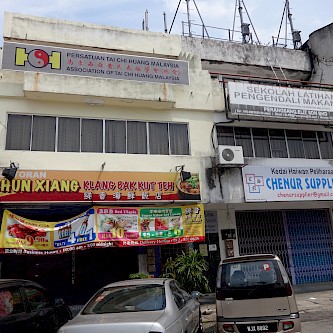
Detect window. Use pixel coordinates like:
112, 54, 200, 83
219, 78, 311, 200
32, 116, 56, 151
269, 129, 287, 158
24, 287, 52, 311
0, 287, 24, 317
220, 259, 288, 300
58, 117, 80, 152
5, 114, 190, 156
127, 121, 147, 154
303, 131, 320, 159
83, 285, 166, 314
6, 114, 32, 150
235, 127, 253, 157
217, 125, 333, 160
105, 120, 126, 153
149, 122, 169, 155
253, 128, 270, 158
169, 281, 186, 309
170, 123, 189, 155
217, 126, 234, 146
81, 119, 103, 153
318, 132, 333, 159
286, 130, 304, 158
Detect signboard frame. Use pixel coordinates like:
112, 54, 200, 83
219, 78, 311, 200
227, 81, 333, 124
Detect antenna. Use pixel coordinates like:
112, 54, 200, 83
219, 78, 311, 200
233, 0, 260, 44
145, 10, 149, 31
169, 0, 209, 37
163, 12, 168, 33
276, 0, 301, 49
287, 1, 302, 49
185, 0, 192, 37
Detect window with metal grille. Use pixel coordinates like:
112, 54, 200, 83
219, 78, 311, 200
5, 114, 190, 156
217, 126, 333, 159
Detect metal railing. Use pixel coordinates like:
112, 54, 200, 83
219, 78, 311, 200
272, 36, 298, 49
181, 22, 301, 49
181, 21, 253, 44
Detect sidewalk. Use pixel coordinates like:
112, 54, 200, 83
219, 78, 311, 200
199, 282, 333, 333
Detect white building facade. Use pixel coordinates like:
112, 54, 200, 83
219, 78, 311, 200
0, 12, 332, 303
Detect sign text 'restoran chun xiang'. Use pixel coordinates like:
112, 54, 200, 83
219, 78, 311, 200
0, 170, 201, 203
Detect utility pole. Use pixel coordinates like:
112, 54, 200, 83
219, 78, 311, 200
286, 0, 302, 49
185, 0, 192, 37
238, 0, 249, 43
233, 0, 260, 44
276, 0, 302, 49
169, 0, 209, 38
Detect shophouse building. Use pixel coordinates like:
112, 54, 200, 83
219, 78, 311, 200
0, 12, 332, 304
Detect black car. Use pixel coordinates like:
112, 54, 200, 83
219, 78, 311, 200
0, 279, 72, 333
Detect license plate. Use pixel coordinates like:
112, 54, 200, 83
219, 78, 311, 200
237, 322, 277, 333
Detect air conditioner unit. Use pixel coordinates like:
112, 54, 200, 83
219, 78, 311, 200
214, 145, 244, 167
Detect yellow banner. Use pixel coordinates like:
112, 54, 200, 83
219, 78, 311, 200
0, 204, 205, 255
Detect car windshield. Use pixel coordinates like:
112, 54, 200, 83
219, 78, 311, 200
219, 259, 288, 300
82, 284, 166, 314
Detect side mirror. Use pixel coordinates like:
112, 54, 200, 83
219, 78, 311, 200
191, 291, 202, 300
55, 298, 65, 306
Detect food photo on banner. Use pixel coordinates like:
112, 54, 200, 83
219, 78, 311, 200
0, 205, 205, 255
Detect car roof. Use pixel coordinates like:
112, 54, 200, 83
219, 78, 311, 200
0, 279, 44, 287
221, 254, 280, 264
102, 278, 171, 288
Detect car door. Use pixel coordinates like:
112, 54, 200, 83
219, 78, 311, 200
177, 284, 199, 333
169, 281, 197, 333
0, 284, 35, 333
22, 284, 57, 333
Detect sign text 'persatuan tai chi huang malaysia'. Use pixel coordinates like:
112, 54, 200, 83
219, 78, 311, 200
228, 82, 333, 123
2, 42, 189, 85
242, 166, 333, 202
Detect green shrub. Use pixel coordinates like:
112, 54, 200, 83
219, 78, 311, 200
129, 272, 150, 279
161, 249, 211, 293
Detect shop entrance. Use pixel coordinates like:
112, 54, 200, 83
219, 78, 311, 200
236, 209, 333, 284
1, 247, 138, 305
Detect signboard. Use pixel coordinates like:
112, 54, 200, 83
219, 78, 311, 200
0, 204, 205, 254
0, 170, 201, 203
204, 210, 218, 234
228, 82, 333, 123
2, 42, 189, 85
242, 165, 333, 202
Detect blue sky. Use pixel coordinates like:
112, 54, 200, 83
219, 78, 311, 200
0, 0, 332, 47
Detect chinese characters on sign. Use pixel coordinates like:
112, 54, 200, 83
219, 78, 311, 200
2, 42, 189, 85
0, 205, 205, 254
0, 170, 201, 203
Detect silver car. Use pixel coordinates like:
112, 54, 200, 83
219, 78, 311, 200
58, 278, 203, 333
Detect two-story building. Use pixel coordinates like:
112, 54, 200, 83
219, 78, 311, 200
0, 12, 332, 304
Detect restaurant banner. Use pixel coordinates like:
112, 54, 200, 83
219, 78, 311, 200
0, 170, 201, 203
2, 42, 189, 85
0, 204, 205, 255
228, 82, 333, 124
243, 165, 333, 202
